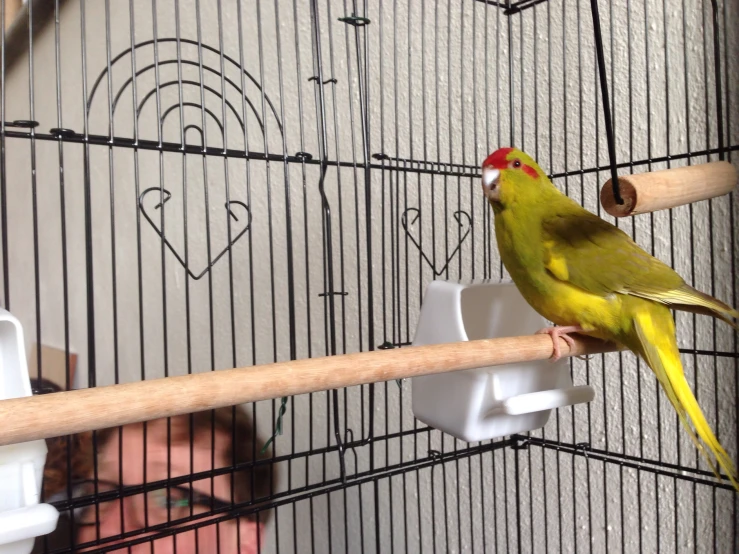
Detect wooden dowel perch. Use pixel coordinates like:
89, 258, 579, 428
0, 334, 618, 447
600, 160, 737, 217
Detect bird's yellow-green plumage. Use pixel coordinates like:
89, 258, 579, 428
482, 147, 739, 492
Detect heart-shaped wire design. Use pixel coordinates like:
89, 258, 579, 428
139, 187, 252, 280
401, 207, 472, 276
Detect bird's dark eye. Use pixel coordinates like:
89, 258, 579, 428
513, 160, 521, 168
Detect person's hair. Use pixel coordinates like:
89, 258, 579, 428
95, 405, 273, 520
32, 378, 95, 500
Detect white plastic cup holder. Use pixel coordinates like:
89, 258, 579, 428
410, 280, 596, 443
0, 309, 60, 554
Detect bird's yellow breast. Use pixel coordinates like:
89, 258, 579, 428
532, 279, 621, 341
495, 210, 622, 342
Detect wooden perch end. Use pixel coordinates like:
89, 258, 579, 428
600, 160, 738, 217
0, 334, 619, 447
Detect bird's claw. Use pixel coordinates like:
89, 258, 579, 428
535, 325, 584, 362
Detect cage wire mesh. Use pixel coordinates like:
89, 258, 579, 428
1, 0, 738, 552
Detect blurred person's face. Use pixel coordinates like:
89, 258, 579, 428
75, 419, 264, 554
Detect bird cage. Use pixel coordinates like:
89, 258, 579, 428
0, 0, 736, 552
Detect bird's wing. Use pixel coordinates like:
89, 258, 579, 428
540, 209, 739, 327
540, 209, 685, 298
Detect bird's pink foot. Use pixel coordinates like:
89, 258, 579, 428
535, 325, 585, 362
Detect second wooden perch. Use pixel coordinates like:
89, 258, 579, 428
600, 160, 737, 217
0, 334, 618, 447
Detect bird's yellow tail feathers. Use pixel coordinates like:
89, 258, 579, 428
633, 307, 739, 492
663, 284, 739, 331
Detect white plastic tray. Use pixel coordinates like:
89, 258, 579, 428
0, 309, 59, 554
411, 280, 595, 442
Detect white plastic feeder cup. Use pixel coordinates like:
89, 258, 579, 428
0, 309, 60, 554
410, 280, 595, 443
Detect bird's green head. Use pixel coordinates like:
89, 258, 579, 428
481, 147, 552, 210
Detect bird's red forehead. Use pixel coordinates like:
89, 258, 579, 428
483, 147, 514, 169
482, 147, 538, 179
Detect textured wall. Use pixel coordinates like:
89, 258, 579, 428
2, 0, 739, 552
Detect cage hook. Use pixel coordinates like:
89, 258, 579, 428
5, 120, 39, 129
294, 151, 313, 162
50, 128, 76, 138
308, 76, 338, 85
576, 442, 591, 459
338, 14, 370, 27
500, 0, 546, 16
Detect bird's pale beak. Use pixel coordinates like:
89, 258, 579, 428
482, 167, 500, 202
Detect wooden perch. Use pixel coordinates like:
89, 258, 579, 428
0, 334, 619, 447
600, 161, 737, 217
